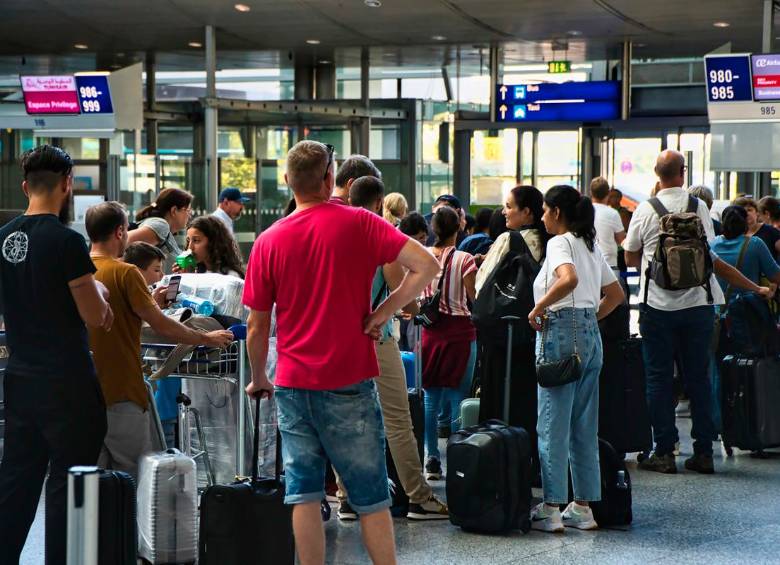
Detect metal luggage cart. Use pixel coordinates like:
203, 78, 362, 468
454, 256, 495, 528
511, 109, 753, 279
141, 329, 252, 489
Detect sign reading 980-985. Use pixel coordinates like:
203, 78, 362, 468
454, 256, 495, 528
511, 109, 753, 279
704, 55, 753, 103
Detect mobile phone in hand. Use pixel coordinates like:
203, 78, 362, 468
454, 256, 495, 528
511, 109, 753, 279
165, 275, 182, 302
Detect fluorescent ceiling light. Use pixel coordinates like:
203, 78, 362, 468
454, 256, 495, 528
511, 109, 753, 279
234, 3, 251, 11
188, 41, 202, 48
306, 39, 321, 45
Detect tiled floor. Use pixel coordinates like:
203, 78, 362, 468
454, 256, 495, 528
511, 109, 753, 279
15, 416, 780, 564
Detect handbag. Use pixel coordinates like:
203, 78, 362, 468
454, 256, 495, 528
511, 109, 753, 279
535, 237, 582, 388
416, 248, 455, 328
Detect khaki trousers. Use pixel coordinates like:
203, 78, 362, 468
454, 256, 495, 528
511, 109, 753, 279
337, 339, 432, 505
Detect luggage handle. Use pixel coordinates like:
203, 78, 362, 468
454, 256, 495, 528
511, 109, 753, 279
501, 316, 520, 423
412, 318, 422, 394
251, 392, 282, 484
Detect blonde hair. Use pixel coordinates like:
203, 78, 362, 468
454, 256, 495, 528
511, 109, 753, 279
286, 140, 329, 195
383, 192, 408, 226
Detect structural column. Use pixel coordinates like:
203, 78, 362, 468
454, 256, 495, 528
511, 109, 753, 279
145, 51, 158, 155
453, 128, 472, 209
204, 25, 218, 212
352, 46, 371, 156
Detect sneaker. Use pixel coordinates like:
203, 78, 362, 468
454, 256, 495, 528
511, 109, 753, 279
425, 456, 443, 481
562, 502, 598, 530
337, 501, 358, 521
684, 453, 715, 474
530, 502, 564, 533
637, 452, 677, 474
407, 495, 449, 520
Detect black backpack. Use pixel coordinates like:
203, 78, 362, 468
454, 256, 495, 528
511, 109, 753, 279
471, 231, 540, 347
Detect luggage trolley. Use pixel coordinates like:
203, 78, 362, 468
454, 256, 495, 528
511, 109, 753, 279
141, 325, 252, 488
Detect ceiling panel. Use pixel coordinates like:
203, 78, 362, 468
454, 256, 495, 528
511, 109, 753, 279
0, 0, 767, 65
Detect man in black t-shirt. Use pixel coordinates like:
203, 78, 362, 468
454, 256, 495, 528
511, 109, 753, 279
0, 146, 113, 565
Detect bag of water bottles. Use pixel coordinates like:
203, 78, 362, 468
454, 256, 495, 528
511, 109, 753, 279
163, 273, 247, 322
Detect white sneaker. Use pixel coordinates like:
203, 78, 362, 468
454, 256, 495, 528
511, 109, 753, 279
562, 502, 598, 530
530, 502, 564, 533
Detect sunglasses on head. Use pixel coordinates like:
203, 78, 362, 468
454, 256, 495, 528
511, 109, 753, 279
323, 144, 335, 181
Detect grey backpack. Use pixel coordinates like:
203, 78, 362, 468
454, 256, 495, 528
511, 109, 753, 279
644, 195, 713, 304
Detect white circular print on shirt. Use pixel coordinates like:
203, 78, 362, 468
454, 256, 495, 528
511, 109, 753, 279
2, 231, 29, 264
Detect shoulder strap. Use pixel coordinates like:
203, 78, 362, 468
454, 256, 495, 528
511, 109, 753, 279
431, 247, 456, 295
647, 197, 670, 218
372, 280, 388, 311
508, 230, 531, 255
725, 236, 752, 305
686, 195, 698, 214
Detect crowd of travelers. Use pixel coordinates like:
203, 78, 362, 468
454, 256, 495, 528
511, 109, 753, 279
0, 142, 778, 564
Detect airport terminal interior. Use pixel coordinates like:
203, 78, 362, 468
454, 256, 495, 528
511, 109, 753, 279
2, 0, 780, 564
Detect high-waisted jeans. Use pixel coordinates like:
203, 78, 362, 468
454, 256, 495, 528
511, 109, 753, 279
535, 307, 602, 504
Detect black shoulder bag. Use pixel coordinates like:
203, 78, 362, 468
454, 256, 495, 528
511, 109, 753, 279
416, 248, 455, 328
535, 237, 582, 388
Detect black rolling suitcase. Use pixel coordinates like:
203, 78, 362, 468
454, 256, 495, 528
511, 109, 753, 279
721, 355, 780, 452
446, 316, 533, 534
199, 394, 294, 565
587, 439, 633, 527
387, 322, 425, 516
67, 467, 137, 565
598, 336, 652, 454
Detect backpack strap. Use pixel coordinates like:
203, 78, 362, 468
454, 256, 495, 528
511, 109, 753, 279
508, 230, 532, 256
686, 195, 698, 214
724, 236, 752, 307
647, 197, 670, 218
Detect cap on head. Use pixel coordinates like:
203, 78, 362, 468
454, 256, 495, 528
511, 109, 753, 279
434, 194, 462, 210
219, 187, 251, 203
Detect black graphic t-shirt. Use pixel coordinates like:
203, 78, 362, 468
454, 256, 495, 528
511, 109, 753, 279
0, 214, 96, 377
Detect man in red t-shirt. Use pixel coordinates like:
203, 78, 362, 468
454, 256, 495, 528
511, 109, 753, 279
243, 140, 438, 565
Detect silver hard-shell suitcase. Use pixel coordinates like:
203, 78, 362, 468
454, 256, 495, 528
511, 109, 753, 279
137, 449, 198, 564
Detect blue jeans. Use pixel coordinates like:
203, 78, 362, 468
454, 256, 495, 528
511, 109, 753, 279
424, 340, 477, 458
640, 305, 716, 456
536, 308, 602, 505
274, 380, 391, 514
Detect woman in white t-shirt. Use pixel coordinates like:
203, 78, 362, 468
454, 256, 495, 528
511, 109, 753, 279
527, 185, 624, 533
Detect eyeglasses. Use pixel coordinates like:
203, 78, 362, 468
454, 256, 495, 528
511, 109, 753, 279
323, 144, 335, 181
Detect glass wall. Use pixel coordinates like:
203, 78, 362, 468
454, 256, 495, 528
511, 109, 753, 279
536, 131, 580, 191
470, 129, 517, 206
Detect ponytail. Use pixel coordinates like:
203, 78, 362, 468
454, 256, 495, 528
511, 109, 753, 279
571, 197, 597, 251
136, 188, 193, 222
544, 185, 597, 251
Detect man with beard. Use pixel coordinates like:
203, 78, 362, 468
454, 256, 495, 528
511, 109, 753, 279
0, 145, 114, 564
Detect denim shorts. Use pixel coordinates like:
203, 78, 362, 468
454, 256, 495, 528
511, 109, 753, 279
274, 380, 391, 514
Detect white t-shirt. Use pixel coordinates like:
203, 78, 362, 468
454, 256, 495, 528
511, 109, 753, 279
533, 232, 617, 311
623, 187, 725, 311
593, 203, 624, 268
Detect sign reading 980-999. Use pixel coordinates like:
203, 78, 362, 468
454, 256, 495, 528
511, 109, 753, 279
704, 55, 753, 103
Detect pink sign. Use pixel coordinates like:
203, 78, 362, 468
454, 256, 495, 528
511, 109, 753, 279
620, 160, 633, 174
20, 75, 80, 115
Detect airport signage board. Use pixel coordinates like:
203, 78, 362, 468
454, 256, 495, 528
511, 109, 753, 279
704, 55, 753, 102
751, 54, 780, 101
547, 60, 571, 74
494, 80, 621, 123
75, 75, 114, 114
20, 75, 80, 115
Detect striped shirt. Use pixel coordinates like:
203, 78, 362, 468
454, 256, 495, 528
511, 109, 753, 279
422, 246, 477, 317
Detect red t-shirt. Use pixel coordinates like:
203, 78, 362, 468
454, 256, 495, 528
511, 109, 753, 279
243, 203, 409, 390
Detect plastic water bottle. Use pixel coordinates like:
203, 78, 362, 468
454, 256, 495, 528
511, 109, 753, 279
180, 294, 214, 316
616, 470, 628, 489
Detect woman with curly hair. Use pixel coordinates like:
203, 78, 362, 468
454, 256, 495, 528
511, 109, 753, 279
185, 216, 245, 278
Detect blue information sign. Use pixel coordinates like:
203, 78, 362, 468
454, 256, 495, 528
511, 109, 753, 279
704, 55, 753, 103
495, 80, 621, 123
74, 75, 113, 114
